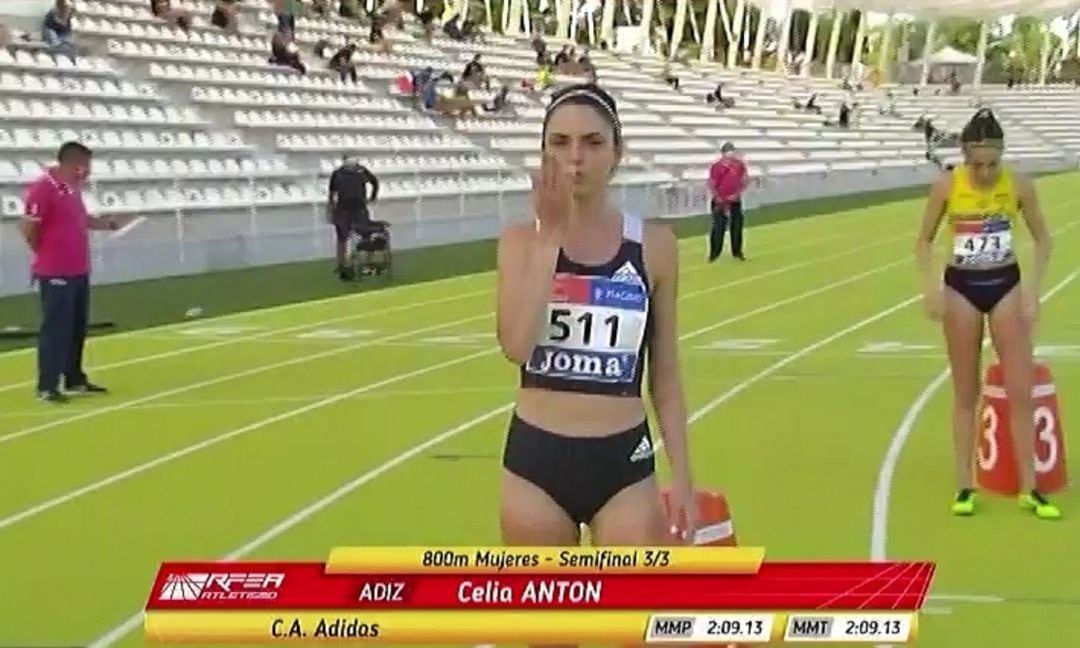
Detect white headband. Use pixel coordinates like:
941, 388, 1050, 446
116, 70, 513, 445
544, 88, 622, 143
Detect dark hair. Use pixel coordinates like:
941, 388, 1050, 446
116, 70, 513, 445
961, 108, 1004, 146
541, 83, 621, 149
57, 141, 92, 162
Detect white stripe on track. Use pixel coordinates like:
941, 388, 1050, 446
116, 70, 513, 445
0, 272, 490, 360
0, 312, 491, 447
83, 248, 916, 648
0, 222, 886, 392
0, 387, 513, 418
869, 268, 1079, 562
0, 289, 491, 395
0, 228, 910, 445
0, 347, 501, 533
4, 248, 912, 529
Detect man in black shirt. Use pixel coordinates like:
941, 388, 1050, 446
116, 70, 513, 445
328, 157, 379, 280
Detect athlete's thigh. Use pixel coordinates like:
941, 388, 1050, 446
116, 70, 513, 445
589, 475, 670, 546
987, 286, 1033, 385
942, 286, 985, 404
500, 470, 580, 545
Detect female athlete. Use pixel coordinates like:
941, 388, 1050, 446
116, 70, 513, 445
496, 83, 698, 559
915, 108, 1060, 520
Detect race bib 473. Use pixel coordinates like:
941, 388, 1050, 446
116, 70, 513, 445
953, 218, 1014, 266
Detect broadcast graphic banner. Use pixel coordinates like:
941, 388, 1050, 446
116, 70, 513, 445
142, 548, 934, 644
326, 546, 765, 574
146, 561, 934, 611
143, 610, 920, 644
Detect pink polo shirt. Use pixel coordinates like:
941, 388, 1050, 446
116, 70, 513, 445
23, 168, 91, 277
708, 155, 748, 205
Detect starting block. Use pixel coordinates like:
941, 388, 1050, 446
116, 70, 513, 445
655, 488, 741, 648
660, 488, 738, 546
976, 362, 1069, 495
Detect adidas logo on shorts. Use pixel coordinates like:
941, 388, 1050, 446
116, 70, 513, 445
629, 435, 654, 462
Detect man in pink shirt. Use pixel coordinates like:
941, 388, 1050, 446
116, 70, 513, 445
707, 141, 750, 262
21, 141, 119, 403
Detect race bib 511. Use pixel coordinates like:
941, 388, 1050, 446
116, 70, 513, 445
526, 273, 649, 383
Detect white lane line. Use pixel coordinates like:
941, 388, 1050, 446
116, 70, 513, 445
0, 387, 514, 418
2, 201, 888, 362
0, 227, 911, 446
869, 268, 1079, 562
0, 347, 501, 533
0, 289, 491, 395
84, 250, 916, 648
75, 402, 488, 648
0, 312, 492, 447
678, 296, 919, 431
0, 269, 493, 360
0, 221, 879, 391
6, 249, 913, 527
928, 594, 1006, 603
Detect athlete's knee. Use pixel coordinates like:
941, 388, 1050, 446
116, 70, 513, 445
952, 386, 980, 412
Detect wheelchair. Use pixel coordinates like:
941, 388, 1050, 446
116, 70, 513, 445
347, 220, 393, 280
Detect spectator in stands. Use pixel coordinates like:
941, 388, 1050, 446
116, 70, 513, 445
417, 9, 434, 40
382, 0, 404, 30
42, 0, 78, 59
443, 13, 476, 41
440, 81, 478, 116
340, 0, 360, 18
210, 0, 240, 32
21, 141, 121, 403
793, 92, 820, 114
532, 64, 553, 92
327, 157, 380, 281
150, 0, 192, 31
706, 83, 734, 109
369, 15, 392, 53
462, 54, 490, 91
531, 34, 549, 65
273, 0, 299, 33
879, 91, 899, 117
948, 70, 962, 95
837, 100, 851, 128
311, 0, 332, 17
411, 66, 448, 101
270, 28, 306, 74
707, 142, 750, 262
578, 51, 597, 83
328, 43, 360, 83
553, 45, 571, 67
661, 63, 679, 90
482, 84, 512, 115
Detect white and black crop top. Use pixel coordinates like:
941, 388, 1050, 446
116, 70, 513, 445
520, 214, 653, 397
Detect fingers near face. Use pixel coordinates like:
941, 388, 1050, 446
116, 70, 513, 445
542, 102, 619, 199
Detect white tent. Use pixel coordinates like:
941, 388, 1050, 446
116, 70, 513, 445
813, 0, 1080, 18
925, 46, 980, 66
749, 0, 1080, 17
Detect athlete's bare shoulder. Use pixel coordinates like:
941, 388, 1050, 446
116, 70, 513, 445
1011, 170, 1036, 193
642, 218, 677, 286
643, 219, 677, 256
929, 169, 953, 198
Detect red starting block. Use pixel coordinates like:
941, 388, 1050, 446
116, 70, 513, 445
976, 362, 1069, 495
660, 488, 738, 546
652, 488, 741, 648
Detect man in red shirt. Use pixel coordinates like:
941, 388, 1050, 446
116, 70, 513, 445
21, 141, 120, 403
707, 142, 750, 262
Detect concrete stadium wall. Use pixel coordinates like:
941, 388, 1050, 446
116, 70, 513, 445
0, 158, 1069, 298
